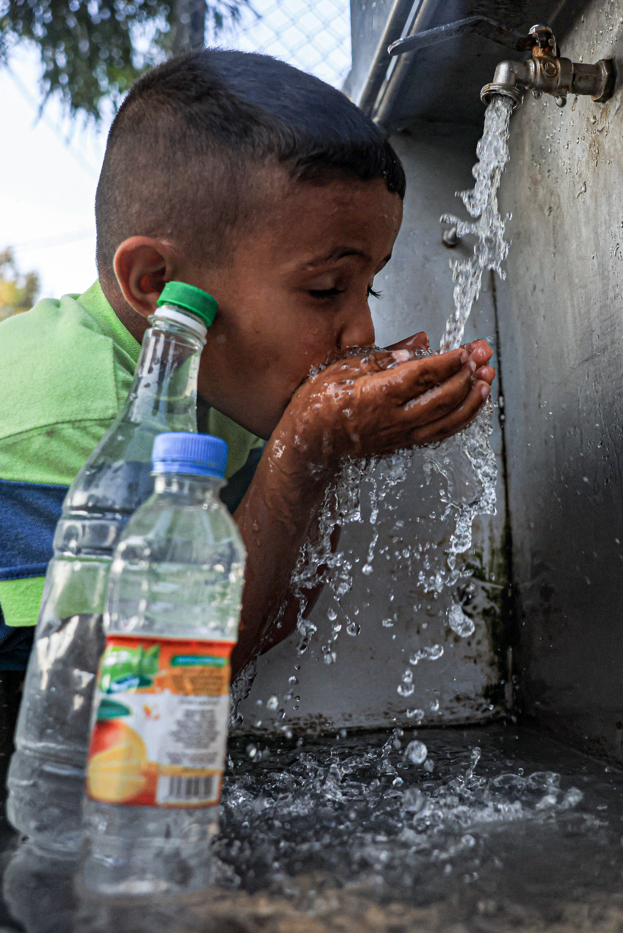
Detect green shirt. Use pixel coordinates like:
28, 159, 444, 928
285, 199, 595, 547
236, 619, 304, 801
0, 281, 262, 627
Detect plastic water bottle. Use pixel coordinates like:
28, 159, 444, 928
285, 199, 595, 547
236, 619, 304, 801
80, 432, 245, 895
7, 283, 217, 854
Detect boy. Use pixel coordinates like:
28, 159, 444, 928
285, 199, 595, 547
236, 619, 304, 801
0, 50, 495, 681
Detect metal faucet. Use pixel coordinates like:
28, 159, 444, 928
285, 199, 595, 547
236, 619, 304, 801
481, 24, 614, 109
388, 17, 615, 110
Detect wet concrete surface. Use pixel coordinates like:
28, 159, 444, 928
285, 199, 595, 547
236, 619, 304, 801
2, 723, 623, 932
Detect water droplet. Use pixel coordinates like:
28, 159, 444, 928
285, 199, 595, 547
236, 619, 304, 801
448, 602, 476, 637
402, 786, 426, 812
405, 740, 428, 765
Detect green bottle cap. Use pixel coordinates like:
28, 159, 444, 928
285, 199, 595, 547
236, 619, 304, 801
157, 281, 218, 328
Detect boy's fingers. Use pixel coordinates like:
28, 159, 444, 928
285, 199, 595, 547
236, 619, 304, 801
410, 382, 490, 446
475, 364, 496, 385
325, 347, 409, 379
371, 348, 469, 401
327, 333, 434, 379
330, 339, 492, 383
466, 340, 493, 366
400, 361, 476, 424
386, 332, 430, 354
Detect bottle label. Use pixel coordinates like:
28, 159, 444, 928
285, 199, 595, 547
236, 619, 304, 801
86, 635, 235, 808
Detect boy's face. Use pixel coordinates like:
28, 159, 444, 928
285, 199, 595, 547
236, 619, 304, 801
191, 175, 403, 440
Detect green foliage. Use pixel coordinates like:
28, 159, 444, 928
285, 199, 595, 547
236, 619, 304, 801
0, 0, 246, 118
0, 248, 40, 320
99, 642, 161, 693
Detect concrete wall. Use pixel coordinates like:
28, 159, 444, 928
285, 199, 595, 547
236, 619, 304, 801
236, 122, 510, 735
495, 1, 623, 760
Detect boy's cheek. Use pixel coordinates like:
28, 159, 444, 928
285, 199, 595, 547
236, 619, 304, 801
196, 312, 342, 433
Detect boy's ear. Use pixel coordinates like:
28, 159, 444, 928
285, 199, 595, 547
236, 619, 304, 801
114, 237, 178, 318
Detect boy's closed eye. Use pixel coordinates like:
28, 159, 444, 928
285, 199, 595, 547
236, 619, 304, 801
308, 285, 382, 300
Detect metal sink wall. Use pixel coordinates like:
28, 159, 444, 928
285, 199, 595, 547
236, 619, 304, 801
239, 0, 623, 759
343, 0, 623, 763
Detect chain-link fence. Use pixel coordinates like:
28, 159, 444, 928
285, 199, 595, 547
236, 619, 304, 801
215, 0, 351, 89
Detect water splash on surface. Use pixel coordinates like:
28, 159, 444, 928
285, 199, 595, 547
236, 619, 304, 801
7, 727, 623, 933
215, 728, 593, 902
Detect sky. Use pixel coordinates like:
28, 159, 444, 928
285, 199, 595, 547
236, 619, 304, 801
0, 0, 351, 301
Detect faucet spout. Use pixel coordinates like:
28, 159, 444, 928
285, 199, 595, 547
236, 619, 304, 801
480, 60, 532, 109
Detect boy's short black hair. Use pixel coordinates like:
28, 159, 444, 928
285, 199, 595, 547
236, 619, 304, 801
96, 49, 406, 284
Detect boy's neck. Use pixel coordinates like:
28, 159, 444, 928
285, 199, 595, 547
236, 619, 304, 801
101, 276, 150, 347
101, 275, 215, 410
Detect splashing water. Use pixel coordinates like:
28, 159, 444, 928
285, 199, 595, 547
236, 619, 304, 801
9, 726, 623, 933
291, 451, 413, 660
405, 739, 428, 765
448, 601, 476, 638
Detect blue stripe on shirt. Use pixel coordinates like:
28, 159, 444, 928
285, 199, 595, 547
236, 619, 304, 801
0, 478, 68, 581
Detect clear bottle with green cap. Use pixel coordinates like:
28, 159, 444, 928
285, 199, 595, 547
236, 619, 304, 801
8, 282, 218, 855
80, 431, 245, 895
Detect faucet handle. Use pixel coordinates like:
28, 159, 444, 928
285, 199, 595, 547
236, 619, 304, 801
528, 23, 558, 57
388, 16, 535, 58
528, 24, 559, 56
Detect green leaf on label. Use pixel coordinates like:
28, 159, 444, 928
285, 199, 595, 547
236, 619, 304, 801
99, 642, 161, 692
140, 644, 160, 677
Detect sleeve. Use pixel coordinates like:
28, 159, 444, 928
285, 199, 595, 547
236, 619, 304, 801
204, 408, 264, 479
0, 478, 68, 628
0, 420, 115, 629
220, 445, 264, 514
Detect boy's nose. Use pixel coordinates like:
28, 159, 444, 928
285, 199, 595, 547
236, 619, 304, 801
337, 299, 376, 351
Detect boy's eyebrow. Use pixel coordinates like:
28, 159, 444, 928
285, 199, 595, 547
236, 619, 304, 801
305, 247, 392, 267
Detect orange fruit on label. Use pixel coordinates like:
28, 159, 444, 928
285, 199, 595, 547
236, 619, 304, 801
87, 721, 149, 804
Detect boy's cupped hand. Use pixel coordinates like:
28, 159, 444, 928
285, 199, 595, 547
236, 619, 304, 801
283, 333, 495, 466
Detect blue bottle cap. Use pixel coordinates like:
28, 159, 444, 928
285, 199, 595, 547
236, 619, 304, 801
152, 432, 228, 478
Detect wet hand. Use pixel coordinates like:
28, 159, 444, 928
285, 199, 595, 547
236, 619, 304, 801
280, 334, 496, 466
